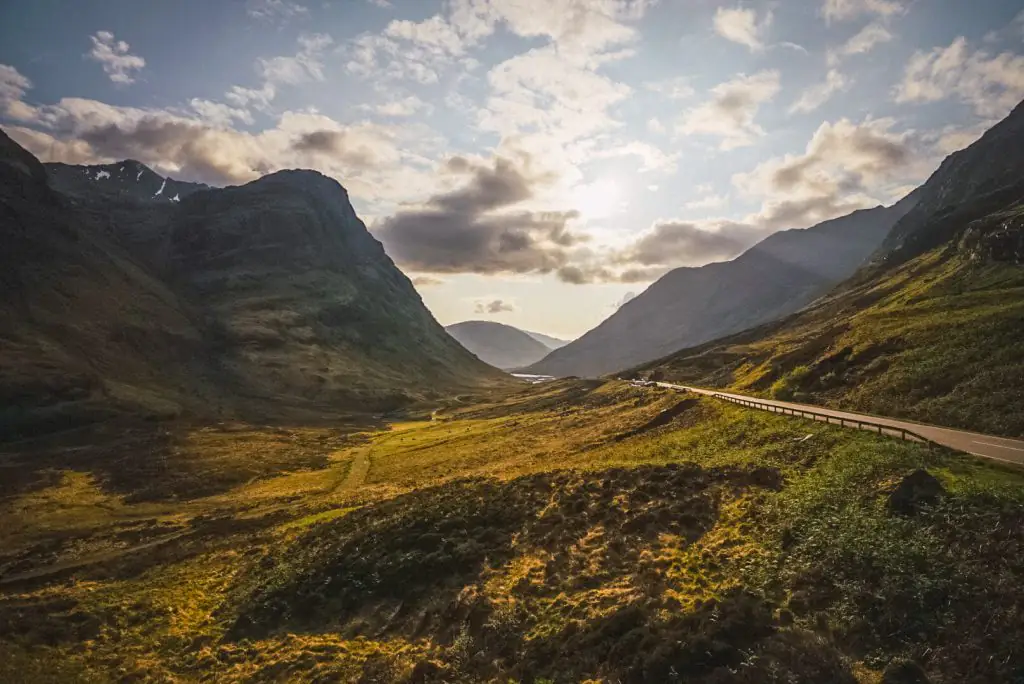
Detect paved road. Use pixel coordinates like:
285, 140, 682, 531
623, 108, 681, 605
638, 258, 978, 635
656, 383, 1024, 466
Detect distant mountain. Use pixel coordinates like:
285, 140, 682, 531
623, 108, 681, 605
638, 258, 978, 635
527, 194, 918, 378
632, 99, 1024, 437
0, 129, 506, 438
445, 321, 553, 370
523, 330, 571, 350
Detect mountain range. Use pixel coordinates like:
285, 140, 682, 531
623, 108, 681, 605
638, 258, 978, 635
0, 129, 505, 439
527, 193, 919, 378
632, 98, 1024, 437
444, 321, 568, 370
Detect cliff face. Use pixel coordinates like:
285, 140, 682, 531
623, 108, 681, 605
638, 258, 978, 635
0, 130, 505, 438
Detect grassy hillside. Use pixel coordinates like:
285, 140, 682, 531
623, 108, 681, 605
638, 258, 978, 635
3, 380, 1024, 682
632, 204, 1024, 438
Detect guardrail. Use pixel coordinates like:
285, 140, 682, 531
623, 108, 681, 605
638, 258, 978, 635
709, 392, 936, 446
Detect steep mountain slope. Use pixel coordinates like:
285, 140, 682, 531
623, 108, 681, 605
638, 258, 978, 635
633, 100, 1024, 437
527, 196, 917, 378
446, 320, 553, 369
524, 330, 571, 349
0, 129, 506, 438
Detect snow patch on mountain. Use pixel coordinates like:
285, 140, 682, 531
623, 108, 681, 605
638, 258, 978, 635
95, 170, 110, 180
154, 178, 166, 197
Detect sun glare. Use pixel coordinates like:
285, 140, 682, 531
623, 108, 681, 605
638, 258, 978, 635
570, 178, 622, 219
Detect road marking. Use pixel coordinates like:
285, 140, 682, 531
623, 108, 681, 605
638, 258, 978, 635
972, 440, 1024, 452
967, 451, 1023, 465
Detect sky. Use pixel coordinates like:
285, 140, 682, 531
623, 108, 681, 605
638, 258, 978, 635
1, 0, 1023, 338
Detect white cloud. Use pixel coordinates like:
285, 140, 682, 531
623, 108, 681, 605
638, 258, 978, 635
0, 64, 34, 120
677, 70, 781, 149
895, 37, 1024, 118
370, 95, 432, 117
189, 98, 255, 127
473, 298, 517, 314
713, 7, 770, 51
789, 69, 850, 113
821, 0, 906, 23
86, 31, 145, 85
259, 33, 333, 85
829, 22, 893, 65
1, 71, 453, 210
246, 0, 308, 21
733, 117, 921, 229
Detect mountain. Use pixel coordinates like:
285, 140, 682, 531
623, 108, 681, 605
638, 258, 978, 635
0, 129, 506, 438
527, 195, 918, 378
46, 159, 208, 203
445, 321, 553, 369
632, 99, 1024, 437
523, 330, 571, 350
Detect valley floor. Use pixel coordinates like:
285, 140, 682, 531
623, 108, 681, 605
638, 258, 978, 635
2, 380, 1024, 682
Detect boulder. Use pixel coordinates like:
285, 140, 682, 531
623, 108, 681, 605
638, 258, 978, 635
887, 470, 946, 516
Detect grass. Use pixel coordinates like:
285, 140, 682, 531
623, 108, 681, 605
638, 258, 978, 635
2, 379, 1024, 682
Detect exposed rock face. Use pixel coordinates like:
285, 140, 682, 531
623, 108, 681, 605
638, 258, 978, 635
0, 129, 505, 437
445, 321, 553, 370
881, 98, 1024, 264
527, 196, 917, 378
888, 470, 946, 516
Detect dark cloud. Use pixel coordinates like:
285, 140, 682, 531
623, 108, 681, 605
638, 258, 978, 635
291, 129, 379, 167
377, 156, 586, 278
474, 299, 516, 314
617, 220, 765, 268
77, 117, 267, 185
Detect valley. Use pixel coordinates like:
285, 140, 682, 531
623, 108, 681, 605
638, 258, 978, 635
3, 380, 1024, 682
2, 35, 1024, 683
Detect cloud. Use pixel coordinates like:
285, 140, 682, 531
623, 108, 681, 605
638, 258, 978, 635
894, 37, 1024, 119
189, 98, 254, 127
411, 275, 444, 287
368, 95, 432, 117
474, 299, 516, 314
821, 0, 905, 23
0, 64, 33, 120
677, 70, 781, 149
375, 155, 587, 278
734, 117, 917, 229
684, 193, 727, 211
713, 7, 770, 51
616, 219, 765, 268
221, 34, 334, 115
259, 33, 333, 85
830, 22, 893, 64
789, 69, 850, 113
0, 68, 441, 203
246, 0, 308, 21
86, 31, 145, 85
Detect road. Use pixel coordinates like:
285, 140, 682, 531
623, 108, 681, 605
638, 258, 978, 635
655, 383, 1024, 466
